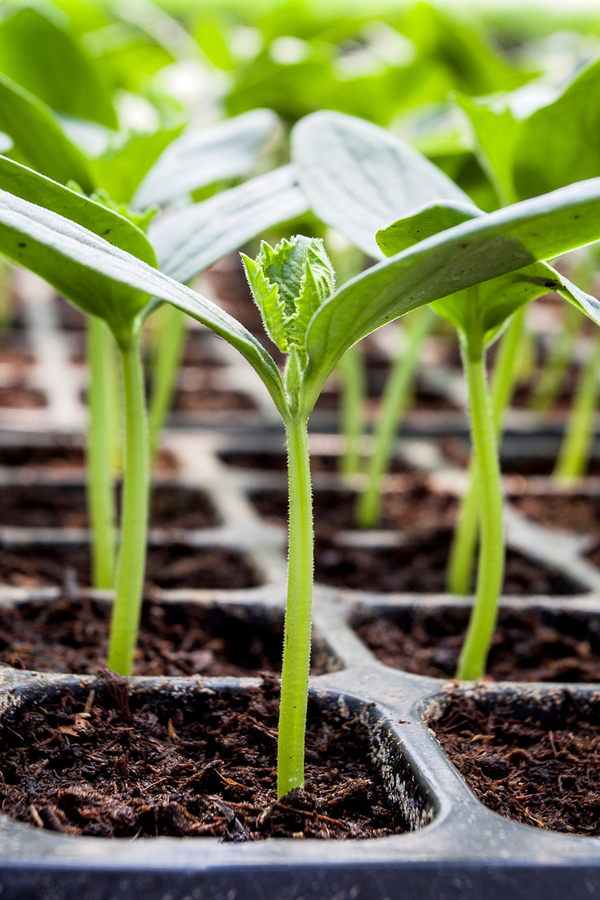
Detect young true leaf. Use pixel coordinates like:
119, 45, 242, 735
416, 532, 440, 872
0, 72, 93, 192
292, 110, 466, 257
150, 164, 308, 284
242, 252, 289, 352
241, 236, 335, 362
0, 7, 118, 129
132, 109, 279, 209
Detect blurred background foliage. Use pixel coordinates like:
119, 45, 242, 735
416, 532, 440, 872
0, 0, 599, 213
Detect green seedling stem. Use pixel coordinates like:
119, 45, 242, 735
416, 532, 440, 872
456, 324, 505, 680
553, 328, 600, 483
356, 304, 434, 528
86, 316, 119, 588
107, 330, 150, 674
532, 301, 582, 413
447, 305, 525, 595
148, 303, 187, 460
278, 404, 314, 796
338, 343, 366, 478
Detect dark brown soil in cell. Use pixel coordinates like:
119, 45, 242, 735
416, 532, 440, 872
0, 347, 34, 370
180, 331, 225, 367
314, 382, 456, 412
437, 435, 600, 477
221, 451, 410, 475
0, 386, 46, 408
249, 477, 457, 536
0, 484, 218, 529
173, 389, 257, 412
429, 690, 600, 835
356, 607, 600, 682
0, 598, 333, 677
512, 492, 600, 534
314, 529, 584, 595
0, 445, 178, 473
0, 676, 407, 839
0, 544, 257, 590
511, 366, 580, 412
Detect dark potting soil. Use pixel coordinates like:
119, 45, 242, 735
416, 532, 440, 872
512, 492, 600, 534
221, 451, 410, 474
438, 435, 600, 478
429, 689, 600, 836
314, 529, 584, 595
0, 386, 46, 408
313, 382, 456, 412
0, 676, 407, 839
355, 607, 600, 682
249, 477, 457, 536
0, 445, 179, 473
0, 544, 257, 590
0, 484, 218, 529
173, 389, 257, 412
0, 598, 333, 677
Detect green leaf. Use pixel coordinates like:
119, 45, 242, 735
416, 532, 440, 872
291, 110, 468, 258
513, 56, 600, 199
132, 109, 279, 209
0, 72, 93, 192
0, 7, 117, 129
454, 92, 521, 206
90, 125, 184, 204
150, 164, 308, 284
300, 176, 600, 410
376, 199, 481, 255
242, 235, 335, 361
0, 173, 287, 414
0, 156, 155, 345
241, 252, 289, 352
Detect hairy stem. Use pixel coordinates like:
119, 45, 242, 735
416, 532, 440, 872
338, 344, 366, 478
554, 329, 600, 483
148, 304, 187, 460
107, 332, 150, 675
356, 305, 433, 529
86, 316, 118, 589
278, 414, 313, 798
456, 336, 504, 680
447, 307, 524, 595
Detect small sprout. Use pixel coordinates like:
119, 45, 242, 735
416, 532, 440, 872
242, 236, 335, 363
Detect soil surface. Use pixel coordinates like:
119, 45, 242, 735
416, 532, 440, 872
250, 477, 457, 536
356, 607, 600, 682
430, 689, 600, 835
0, 544, 257, 590
314, 529, 584, 595
0, 445, 178, 473
221, 452, 410, 474
0, 598, 332, 677
314, 381, 456, 412
0, 386, 46, 408
0, 484, 218, 529
512, 493, 600, 534
437, 435, 600, 477
0, 675, 407, 839
173, 389, 256, 412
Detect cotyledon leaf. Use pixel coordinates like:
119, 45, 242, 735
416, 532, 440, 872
149, 164, 308, 284
299, 176, 600, 411
132, 109, 280, 210
0, 72, 93, 193
0, 155, 155, 345
0, 180, 287, 415
291, 110, 467, 258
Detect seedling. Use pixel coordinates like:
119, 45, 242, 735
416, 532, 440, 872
3, 156, 600, 784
